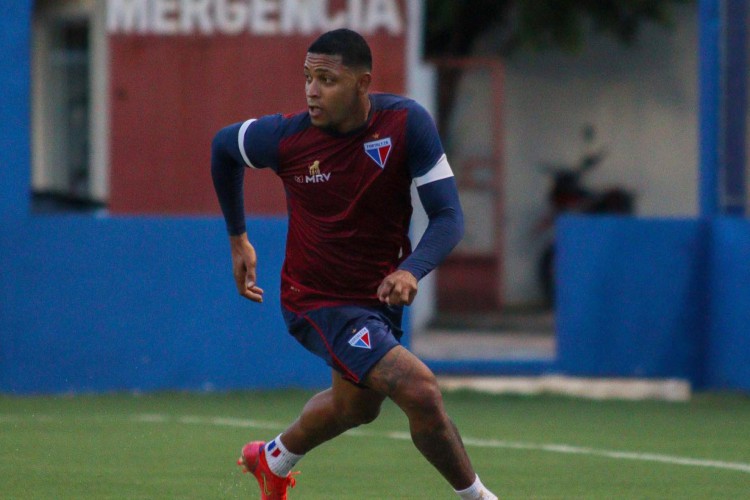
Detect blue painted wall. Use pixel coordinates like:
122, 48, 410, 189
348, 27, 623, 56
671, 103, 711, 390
0, 1, 31, 217
556, 215, 750, 391
704, 219, 750, 390
556, 217, 709, 382
0, 216, 329, 393
3, 2, 749, 393
557, 218, 706, 379
0, 4, 327, 394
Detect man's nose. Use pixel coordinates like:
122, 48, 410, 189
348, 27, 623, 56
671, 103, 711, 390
306, 81, 319, 97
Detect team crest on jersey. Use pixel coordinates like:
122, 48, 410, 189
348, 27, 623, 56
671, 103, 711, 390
364, 138, 392, 169
348, 327, 372, 349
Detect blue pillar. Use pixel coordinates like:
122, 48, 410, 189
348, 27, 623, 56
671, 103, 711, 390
722, 0, 747, 215
0, 0, 32, 218
700, 0, 749, 217
699, 0, 721, 217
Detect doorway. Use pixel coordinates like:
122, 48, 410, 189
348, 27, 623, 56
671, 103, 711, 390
412, 58, 555, 361
32, 0, 109, 212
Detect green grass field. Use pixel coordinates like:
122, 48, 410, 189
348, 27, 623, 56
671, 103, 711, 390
1, 389, 749, 499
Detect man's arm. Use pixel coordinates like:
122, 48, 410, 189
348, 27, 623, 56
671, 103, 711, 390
377, 176, 464, 305
211, 124, 248, 236
400, 176, 464, 280
229, 232, 264, 303
211, 125, 264, 303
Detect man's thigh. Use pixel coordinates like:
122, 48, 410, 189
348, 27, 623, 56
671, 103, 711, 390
330, 369, 386, 416
364, 345, 437, 399
283, 304, 403, 385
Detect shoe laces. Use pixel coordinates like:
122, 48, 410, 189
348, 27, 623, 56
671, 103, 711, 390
285, 471, 300, 489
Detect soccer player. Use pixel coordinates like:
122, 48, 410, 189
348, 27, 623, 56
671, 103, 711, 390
211, 29, 498, 500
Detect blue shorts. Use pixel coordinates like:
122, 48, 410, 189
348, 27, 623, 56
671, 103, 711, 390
282, 304, 404, 385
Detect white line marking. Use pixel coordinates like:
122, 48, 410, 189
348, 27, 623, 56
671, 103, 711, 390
129, 413, 283, 430
178, 415, 281, 430
132, 414, 750, 475
4, 413, 746, 474
133, 414, 169, 423
459, 438, 750, 474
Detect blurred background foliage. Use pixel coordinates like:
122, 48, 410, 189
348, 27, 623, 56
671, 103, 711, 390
424, 0, 695, 57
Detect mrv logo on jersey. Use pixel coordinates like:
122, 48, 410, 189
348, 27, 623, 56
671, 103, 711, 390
295, 160, 331, 184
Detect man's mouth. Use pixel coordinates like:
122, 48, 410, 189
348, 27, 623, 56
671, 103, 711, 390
308, 104, 322, 118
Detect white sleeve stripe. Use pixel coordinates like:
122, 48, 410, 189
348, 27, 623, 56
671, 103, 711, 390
238, 119, 257, 169
414, 154, 454, 187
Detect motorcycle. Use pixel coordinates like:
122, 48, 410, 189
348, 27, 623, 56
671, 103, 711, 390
537, 126, 635, 306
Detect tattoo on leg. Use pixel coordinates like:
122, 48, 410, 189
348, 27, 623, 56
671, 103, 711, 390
367, 347, 416, 397
411, 416, 473, 488
366, 348, 476, 489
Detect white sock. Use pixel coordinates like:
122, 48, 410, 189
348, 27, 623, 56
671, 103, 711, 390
263, 434, 304, 477
455, 475, 498, 500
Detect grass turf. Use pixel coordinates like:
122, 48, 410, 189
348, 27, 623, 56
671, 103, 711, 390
1, 390, 749, 498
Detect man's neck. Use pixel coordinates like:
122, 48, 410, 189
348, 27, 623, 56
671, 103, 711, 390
337, 95, 371, 134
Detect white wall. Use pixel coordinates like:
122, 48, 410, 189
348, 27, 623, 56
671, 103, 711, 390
406, 0, 437, 332
472, 5, 699, 305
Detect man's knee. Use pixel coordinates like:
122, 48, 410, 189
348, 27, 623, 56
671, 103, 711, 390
367, 347, 445, 416
332, 392, 381, 426
331, 384, 383, 428
396, 372, 444, 417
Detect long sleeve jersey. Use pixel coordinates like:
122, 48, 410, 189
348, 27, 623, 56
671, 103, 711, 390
211, 93, 463, 312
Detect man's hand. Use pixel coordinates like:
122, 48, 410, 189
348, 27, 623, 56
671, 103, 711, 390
377, 270, 418, 306
230, 233, 264, 303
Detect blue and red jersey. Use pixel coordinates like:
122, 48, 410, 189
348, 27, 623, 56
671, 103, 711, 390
212, 93, 462, 312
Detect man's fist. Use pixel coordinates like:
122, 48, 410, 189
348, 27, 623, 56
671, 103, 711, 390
377, 270, 418, 306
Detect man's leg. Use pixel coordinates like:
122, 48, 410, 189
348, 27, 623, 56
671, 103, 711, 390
277, 369, 386, 454
364, 345, 476, 491
238, 371, 386, 498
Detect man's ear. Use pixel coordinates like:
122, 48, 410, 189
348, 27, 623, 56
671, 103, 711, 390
357, 72, 372, 95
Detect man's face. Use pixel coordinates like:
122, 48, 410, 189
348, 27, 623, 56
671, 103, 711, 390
304, 52, 368, 133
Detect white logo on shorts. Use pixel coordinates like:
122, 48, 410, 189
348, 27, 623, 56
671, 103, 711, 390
348, 327, 372, 349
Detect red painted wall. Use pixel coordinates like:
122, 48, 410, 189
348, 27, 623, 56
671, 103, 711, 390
108, 8, 407, 215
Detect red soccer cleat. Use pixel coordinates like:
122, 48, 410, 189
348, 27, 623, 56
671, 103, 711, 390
237, 441, 298, 500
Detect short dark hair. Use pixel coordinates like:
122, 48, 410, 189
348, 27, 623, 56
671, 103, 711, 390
307, 29, 372, 71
